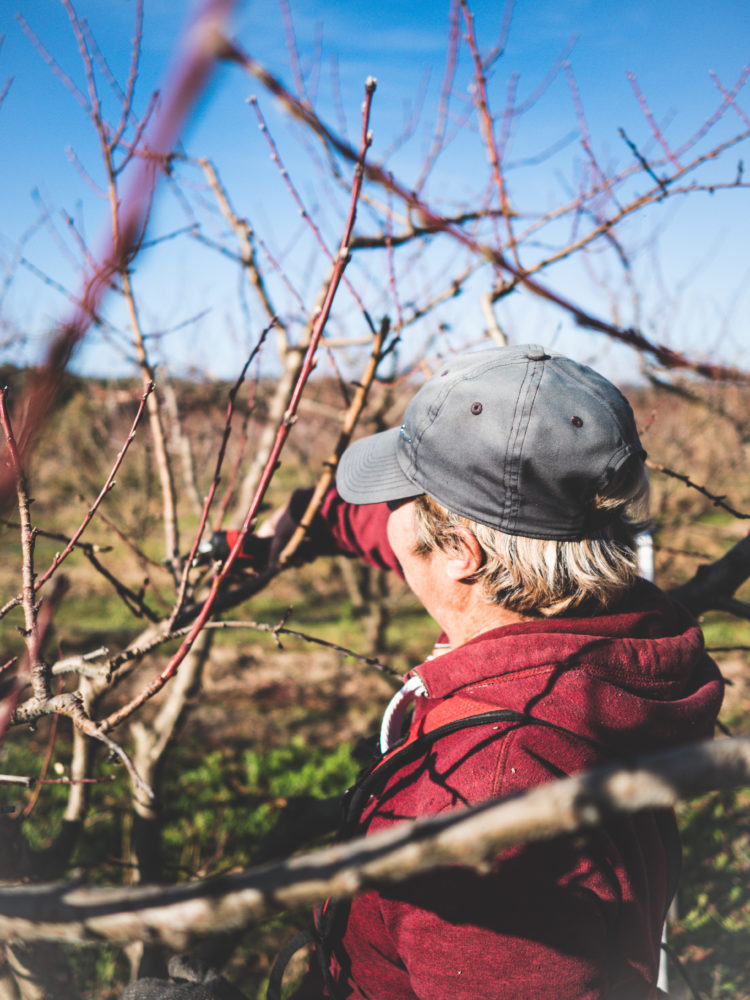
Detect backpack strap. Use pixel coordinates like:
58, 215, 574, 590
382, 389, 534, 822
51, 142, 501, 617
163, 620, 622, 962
266, 928, 317, 1000
343, 705, 608, 837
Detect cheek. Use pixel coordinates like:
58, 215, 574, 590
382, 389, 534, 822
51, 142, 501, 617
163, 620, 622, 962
386, 514, 396, 552
386, 503, 417, 556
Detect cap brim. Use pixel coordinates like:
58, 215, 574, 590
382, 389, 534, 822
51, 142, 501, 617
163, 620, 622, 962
336, 427, 422, 505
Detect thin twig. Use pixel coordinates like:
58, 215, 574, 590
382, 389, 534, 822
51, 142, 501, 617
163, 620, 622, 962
38, 382, 153, 595
414, 0, 460, 195
647, 460, 750, 519
278, 315, 390, 566
248, 95, 374, 333
98, 77, 378, 734
199, 619, 400, 677
677, 62, 750, 156
460, 0, 519, 263
224, 40, 750, 383
168, 323, 274, 628
627, 71, 681, 170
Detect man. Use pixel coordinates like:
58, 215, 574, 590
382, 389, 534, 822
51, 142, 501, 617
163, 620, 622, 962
127, 345, 723, 1000
269, 345, 722, 1000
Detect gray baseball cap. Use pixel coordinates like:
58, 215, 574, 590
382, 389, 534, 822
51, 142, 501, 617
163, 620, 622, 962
336, 344, 645, 540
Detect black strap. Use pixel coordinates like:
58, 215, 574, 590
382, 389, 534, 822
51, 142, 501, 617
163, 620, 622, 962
266, 928, 317, 1000
341, 707, 607, 838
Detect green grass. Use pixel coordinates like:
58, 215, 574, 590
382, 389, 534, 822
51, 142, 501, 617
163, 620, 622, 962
160, 737, 359, 876
4, 376, 750, 999
1, 730, 360, 998
701, 614, 750, 652
672, 787, 750, 999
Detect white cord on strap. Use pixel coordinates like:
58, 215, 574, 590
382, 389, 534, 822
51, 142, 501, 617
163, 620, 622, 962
379, 674, 428, 754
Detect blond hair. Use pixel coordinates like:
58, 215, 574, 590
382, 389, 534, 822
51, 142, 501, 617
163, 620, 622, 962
412, 456, 649, 617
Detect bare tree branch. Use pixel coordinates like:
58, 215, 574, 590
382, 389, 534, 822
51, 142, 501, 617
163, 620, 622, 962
97, 76, 378, 734
0, 736, 747, 948
670, 534, 750, 617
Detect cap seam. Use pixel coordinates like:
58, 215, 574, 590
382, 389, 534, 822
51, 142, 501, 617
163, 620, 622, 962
503, 358, 543, 531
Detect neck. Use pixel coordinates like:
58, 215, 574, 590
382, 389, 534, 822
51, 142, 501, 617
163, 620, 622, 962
442, 589, 532, 648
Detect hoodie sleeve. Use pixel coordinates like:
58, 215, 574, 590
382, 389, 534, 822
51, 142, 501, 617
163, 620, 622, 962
289, 485, 403, 576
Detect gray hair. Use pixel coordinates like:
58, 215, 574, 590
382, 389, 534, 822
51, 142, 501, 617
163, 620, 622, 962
412, 455, 649, 617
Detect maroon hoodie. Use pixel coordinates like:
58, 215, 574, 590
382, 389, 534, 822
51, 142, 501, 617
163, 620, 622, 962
289, 489, 723, 1000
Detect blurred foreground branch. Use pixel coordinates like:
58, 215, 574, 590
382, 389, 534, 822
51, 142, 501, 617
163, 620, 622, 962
0, 0, 239, 509
1, 736, 748, 949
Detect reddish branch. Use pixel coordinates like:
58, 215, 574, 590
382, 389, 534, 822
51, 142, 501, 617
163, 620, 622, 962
98, 77, 378, 734
249, 96, 374, 330
0, 380, 160, 624
0, 774, 112, 789
222, 38, 750, 384
626, 71, 681, 171
168, 322, 275, 628
385, 202, 404, 335
460, 0, 518, 263
0, 0, 239, 509
413, 0, 461, 193
39, 383, 153, 592
565, 63, 621, 213
676, 62, 750, 156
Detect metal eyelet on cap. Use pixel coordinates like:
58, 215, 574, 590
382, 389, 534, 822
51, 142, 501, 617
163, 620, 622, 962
471, 402, 483, 414
571, 415, 583, 428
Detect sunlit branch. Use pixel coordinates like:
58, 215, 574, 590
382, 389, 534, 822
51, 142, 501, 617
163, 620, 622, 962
1, 736, 748, 947
97, 77, 377, 734
168, 323, 274, 629
225, 39, 750, 383
1, 0, 239, 509
278, 315, 391, 567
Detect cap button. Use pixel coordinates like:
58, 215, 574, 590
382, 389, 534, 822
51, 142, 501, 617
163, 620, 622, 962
525, 350, 550, 361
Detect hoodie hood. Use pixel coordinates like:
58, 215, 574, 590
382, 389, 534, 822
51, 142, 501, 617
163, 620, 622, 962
410, 581, 723, 757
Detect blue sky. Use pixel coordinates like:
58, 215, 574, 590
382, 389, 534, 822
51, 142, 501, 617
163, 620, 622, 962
1, 0, 748, 383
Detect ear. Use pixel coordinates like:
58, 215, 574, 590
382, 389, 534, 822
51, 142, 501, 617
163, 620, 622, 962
443, 527, 484, 582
